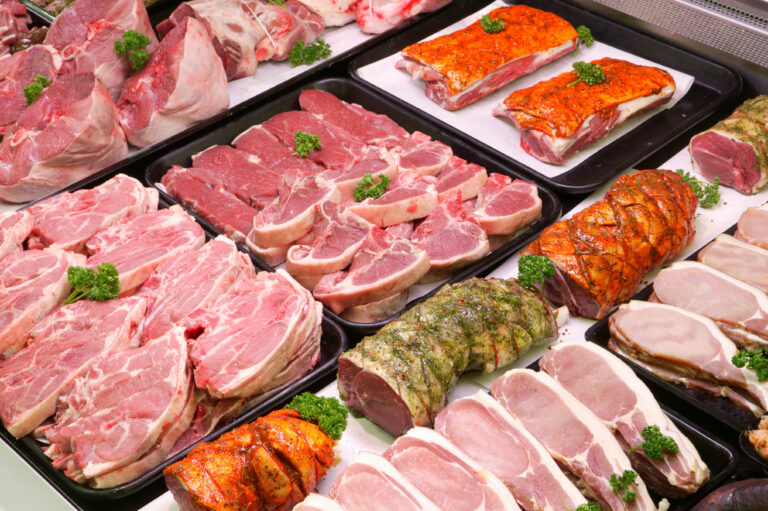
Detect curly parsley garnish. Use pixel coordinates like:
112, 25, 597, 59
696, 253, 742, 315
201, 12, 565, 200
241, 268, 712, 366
23, 75, 51, 105
287, 392, 348, 440
575, 25, 594, 48
609, 470, 638, 502
480, 14, 506, 34
293, 130, 322, 157
732, 348, 768, 382
65, 263, 120, 305
628, 425, 680, 460
675, 170, 720, 208
115, 30, 151, 71
289, 38, 332, 67
567, 61, 606, 87
517, 255, 555, 289
353, 173, 390, 202
571, 504, 601, 511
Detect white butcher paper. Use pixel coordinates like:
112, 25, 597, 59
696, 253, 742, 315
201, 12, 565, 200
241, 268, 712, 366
356, 0, 695, 179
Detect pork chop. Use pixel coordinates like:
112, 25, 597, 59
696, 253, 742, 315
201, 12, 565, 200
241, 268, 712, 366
232, 124, 324, 176
698, 234, 768, 293
473, 174, 541, 235
392, 131, 452, 175
347, 172, 438, 227
435, 156, 488, 202
736, 203, 768, 249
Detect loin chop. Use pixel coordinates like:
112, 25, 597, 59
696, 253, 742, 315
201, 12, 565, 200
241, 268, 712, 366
698, 234, 768, 293
232, 124, 323, 176
392, 132, 452, 175
473, 174, 541, 235
435, 156, 488, 202
340, 289, 409, 323
347, 172, 438, 227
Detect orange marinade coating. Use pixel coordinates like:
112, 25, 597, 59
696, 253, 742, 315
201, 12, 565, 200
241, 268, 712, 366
502, 57, 676, 138
401, 5, 577, 96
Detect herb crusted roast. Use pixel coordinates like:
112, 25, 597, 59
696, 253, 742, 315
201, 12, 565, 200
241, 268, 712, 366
523, 169, 698, 319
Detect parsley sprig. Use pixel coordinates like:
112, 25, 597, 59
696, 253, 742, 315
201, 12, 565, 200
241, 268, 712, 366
567, 61, 606, 87
65, 263, 120, 305
517, 255, 555, 288
732, 348, 768, 381
287, 392, 348, 440
293, 130, 322, 157
289, 38, 331, 67
628, 425, 679, 460
114, 30, 151, 71
572, 504, 600, 511
480, 14, 506, 34
23, 75, 51, 105
675, 170, 720, 208
353, 173, 390, 202
609, 470, 638, 502
575, 25, 594, 48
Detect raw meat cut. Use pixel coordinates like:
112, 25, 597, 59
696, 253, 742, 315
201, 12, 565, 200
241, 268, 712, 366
473, 174, 541, 235
435, 391, 588, 511
313, 227, 429, 313
299, 88, 408, 148
293, 0, 358, 26
0, 45, 62, 139
252, 0, 325, 62
736, 203, 768, 249
191, 145, 281, 209
44, 327, 190, 482
383, 427, 520, 510
385, 221, 413, 239
44, 0, 158, 100
286, 201, 372, 288
329, 452, 441, 511
185, 270, 322, 398
491, 369, 656, 511
294, 493, 344, 511
320, 146, 398, 202
393, 131, 452, 175
698, 234, 768, 293
162, 166, 260, 242
540, 342, 709, 497
435, 156, 488, 202
249, 174, 340, 247
117, 17, 229, 148
0, 296, 146, 438
168, 392, 246, 455
523, 169, 698, 319
689, 95, 768, 195
85, 205, 205, 293
0, 70, 129, 203
0, 0, 30, 57
411, 190, 489, 282
232, 124, 324, 176
494, 58, 676, 164
347, 172, 438, 227
157, 0, 267, 80
248, 241, 291, 266
27, 174, 158, 252
0, 209, 32, 261
0, 249, 85, 357
609, 300, 768, 413
398, 5, 576, 110
356, 0, 450, 35
652, 261, 768, 348
340, 289, 408, 323
138, 236, 247, 343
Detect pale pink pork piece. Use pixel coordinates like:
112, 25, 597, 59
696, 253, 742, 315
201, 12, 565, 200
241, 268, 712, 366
329, 452, 441, 511
698, 234, 768, 293
435, 156, 488, 202
0, 296, 147, 438
540, 342, 709, 497
435, 391, 588, 511
356, 0, 450, 35
85, 205, 205, 294
340, 289, 408, 323
138, 236, 247, 343
0, 209, 32, 260
0, 249, 85, 357
293, 493, 344, 511
735, 203, 768, 249
252, 0, 325, 62
385, 221, 413, 239
347, 172, 438, 227
313, 227, 429, 313
27, 174, 158, 252
292, 0, 358, 26
44, 327, 190, 483
185, 270, 322, 398
162, 166, 260, 242
392, 131, 452, 175
44, 0, 158, 100
0, 71, 129, 203
383, 427, 520, 511
473, 174, 541, 235
411, 190, 489, 282
117, 17, 229, 148
232, 124, 324, 176
491, 369, 657, 511
168, 392, 246, 454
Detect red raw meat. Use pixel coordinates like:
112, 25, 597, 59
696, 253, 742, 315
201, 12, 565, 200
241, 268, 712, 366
393, 131, 452, 175
0, 45, 62, 140
232, 124, 324, 176
252, 0, 325, 62
320, 146, 398, 201
0, 0, 30, 57
472, 174, 541, 235
356, 0, 450, 34
313, 227, 429, 313
0, 71, 129, 203
85, 205, 205, 294
0, 209, 32, 261
292, 0, 358, 26
117, 17, 229, 148
44, 0, 158, 100
385, 221, 413, 239
0, 296, 146, 438
27, 174, 158, 252
435, 156, 488, 202
348, 172, 438, 227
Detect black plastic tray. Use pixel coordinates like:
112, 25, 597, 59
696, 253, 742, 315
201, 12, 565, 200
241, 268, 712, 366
22, 0, 181, 25
2, 176, 348, 505
348, 0, 742, 194
144, 77, 562, 338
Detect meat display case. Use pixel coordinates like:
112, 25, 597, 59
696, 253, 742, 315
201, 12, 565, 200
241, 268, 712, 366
3, 0, 768, 509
